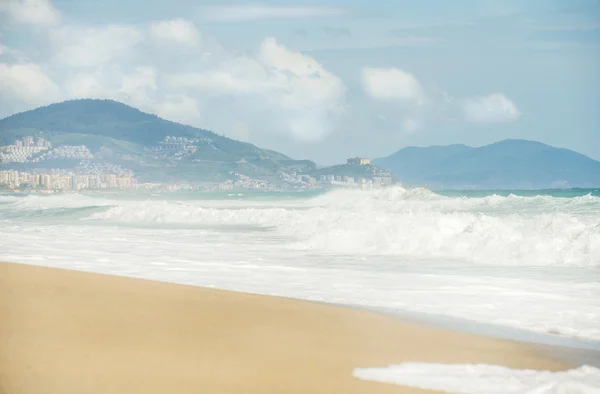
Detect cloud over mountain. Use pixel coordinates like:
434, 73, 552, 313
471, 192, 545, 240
362, 67, 426, 105
361, 67, 521, 132
463, 93, 520, 123
0, 3, 346, 143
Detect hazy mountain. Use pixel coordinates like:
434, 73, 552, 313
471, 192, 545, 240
0, 99, 315, 182
373, 139, 600, 189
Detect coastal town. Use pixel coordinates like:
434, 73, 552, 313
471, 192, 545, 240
0, 166, 394, 192
0, 135, 395, 193
0, 170, 137, 191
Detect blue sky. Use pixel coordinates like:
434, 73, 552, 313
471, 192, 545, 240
1, 0, 599, 164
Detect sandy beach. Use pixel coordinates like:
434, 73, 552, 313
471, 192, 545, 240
1, 262, 571, 394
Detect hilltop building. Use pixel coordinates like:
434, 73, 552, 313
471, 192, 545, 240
347, 157, 371, 166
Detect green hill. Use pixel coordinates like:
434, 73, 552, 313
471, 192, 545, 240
0, 99, 314, 182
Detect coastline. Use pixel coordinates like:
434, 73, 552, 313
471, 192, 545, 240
361, 306, 600, 370
0, 262, 580, 394
361, 306, 600, 352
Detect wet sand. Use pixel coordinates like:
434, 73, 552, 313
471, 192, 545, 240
0, 262, 571, 394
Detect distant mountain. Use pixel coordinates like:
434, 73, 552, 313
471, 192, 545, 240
0, 99, 315, 182
373, 139, 600, 189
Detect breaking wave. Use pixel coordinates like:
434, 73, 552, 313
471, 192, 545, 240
1, 188, 599, 266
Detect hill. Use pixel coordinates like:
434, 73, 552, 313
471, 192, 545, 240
0, 99, 314, 183
373, 139, 600, 189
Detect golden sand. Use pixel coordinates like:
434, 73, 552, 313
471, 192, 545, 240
0, 262, 570, 394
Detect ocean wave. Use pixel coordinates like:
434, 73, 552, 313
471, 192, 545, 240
0, 194, 117, 220
0, 193, 115, 210
0, 205, 112, 220
310, 187, 600, 215
78, 187, 600, 266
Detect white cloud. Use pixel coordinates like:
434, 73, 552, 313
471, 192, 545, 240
66, 66, 156, 106
166, 37, 345, 141
200, 5, 347, 21
256, 38, 346, 140
2, 13, 345, 142
362, 67, 426, 105
0, 43, 30, 64
0, 62, 61, 103
165, 57, 269, 95
463, 93, 520, 123
51, 25, 143, 68
401, 118, 420, 133
150, 19, 200, 46
362, 69, 521, 130
65, 71, 106, 99
361, 67, 427, 133
0, 0, 60, 26
258, 37, 345, 111
119, 66, 158, 104
153, 94, 202, 126
63, 66, 201, 126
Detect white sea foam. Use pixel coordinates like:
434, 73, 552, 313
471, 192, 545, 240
353, 363, 600, 394
0, 193, 116, 210
79, 188, 600, 266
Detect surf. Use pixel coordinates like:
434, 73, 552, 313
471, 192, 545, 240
62, 187, 600, 266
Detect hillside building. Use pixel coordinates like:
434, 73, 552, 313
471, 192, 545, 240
347, 157, 371, 166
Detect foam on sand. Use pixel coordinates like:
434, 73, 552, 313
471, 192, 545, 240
353, 363, 600, 394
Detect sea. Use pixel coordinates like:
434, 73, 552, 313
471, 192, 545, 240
1, 187, 600, 392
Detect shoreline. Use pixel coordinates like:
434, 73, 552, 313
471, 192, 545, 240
360, 306, 600, 370
361, 306, 600, 352
0, 261, 585, 393
5, 261, 599, 355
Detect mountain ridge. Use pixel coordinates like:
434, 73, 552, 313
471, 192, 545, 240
373, 139, 600, 189
0, 99, 289, 159
0, 99, 314, 183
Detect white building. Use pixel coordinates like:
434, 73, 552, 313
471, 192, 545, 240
347, 157, 371, 166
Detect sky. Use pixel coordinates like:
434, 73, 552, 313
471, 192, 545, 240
0, 0, 599, 164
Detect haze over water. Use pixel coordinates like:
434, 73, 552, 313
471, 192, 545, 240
1, 187, 599, 344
